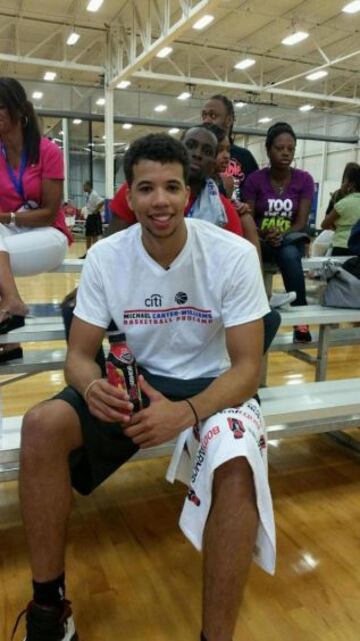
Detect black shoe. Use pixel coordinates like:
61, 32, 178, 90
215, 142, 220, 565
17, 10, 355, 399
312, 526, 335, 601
11, 600, 78, 641
293, 325, 312, 342
0, 314, 25, 335
0, 346, 23, 363
78, 254, 87, 259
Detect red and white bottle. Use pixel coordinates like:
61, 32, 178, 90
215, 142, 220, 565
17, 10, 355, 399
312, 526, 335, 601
106, 331, 142, 413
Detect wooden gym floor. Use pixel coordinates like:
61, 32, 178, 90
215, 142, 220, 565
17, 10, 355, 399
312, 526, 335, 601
0, 240, 359, 641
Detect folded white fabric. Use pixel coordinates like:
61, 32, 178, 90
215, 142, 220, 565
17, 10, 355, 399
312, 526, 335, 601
166, 398, 276, 575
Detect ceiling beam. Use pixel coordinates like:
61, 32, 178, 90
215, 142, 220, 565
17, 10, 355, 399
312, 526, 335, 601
268, 49, 360, 89
133, 70, 360, 107
0, 52, 103, 74
0, 10, 105, 32
108, 0, 222, 88
25, 29, 62, 58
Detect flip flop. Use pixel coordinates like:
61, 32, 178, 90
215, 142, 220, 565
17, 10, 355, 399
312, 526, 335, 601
0, 314, 26, 335
0, 346, 23, 363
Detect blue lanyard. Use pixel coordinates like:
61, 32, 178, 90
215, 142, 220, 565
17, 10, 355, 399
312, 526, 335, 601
2, 146, 28, 201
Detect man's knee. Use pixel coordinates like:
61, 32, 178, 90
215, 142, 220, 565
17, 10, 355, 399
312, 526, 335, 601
214, 457, 255, 498
21, 400, 82, 462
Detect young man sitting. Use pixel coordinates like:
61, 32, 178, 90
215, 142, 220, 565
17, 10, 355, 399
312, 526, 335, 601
17, 134, 275, 641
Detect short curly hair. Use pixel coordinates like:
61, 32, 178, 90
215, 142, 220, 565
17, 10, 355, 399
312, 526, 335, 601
124, 133, 190, 185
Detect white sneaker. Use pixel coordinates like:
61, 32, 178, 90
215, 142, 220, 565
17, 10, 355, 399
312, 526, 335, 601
269, 291, 297, 308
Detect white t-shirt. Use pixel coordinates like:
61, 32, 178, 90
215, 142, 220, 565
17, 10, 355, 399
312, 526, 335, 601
75, 219, 269, 379
86, 189, 103, 215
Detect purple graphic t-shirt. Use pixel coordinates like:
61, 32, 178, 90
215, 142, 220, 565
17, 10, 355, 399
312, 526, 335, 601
242, 167, 314, 233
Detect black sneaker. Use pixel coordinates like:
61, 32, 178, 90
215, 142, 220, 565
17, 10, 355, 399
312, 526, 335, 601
293, 324, 312, 343
11, 600, 78, 641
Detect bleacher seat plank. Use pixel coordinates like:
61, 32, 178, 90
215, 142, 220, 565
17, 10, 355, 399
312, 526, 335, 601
259, 378, 360, 425
1, 378, 359, 481
52, 258, 84, 273
0, 348, 66, 377
302, 255, 355, 271
0, 320, 65, 344
278, 304, 360, 326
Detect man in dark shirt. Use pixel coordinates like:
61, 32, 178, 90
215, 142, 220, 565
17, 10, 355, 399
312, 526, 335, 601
201, 94, 258, 201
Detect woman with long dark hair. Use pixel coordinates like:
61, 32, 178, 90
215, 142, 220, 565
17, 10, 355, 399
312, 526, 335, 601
243, 122, 315, 342
0, 77, 71, 361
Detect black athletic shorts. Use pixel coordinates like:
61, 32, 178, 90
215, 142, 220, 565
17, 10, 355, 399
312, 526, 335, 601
54, 367, 216, 496
85, 212, 102, 237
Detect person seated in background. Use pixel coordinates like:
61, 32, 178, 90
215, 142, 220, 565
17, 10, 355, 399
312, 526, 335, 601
60, 201, 79, 230
17, 133, 275, 641
325, 162, 359, 216
201, 122, 262, 258
321, 165, 360, 256
243, 122, 314, 343
0, 77, 71, 362
79, 180, 104, 258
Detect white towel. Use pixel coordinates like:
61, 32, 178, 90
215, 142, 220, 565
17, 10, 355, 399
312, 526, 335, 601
166, 398, 276, 575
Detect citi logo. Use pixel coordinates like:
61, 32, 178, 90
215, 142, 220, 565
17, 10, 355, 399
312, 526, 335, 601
145, 294, 163, 307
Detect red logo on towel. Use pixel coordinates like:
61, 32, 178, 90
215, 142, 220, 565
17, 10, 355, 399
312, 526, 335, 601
187, 487, 201, 506
227, 418, 246, 439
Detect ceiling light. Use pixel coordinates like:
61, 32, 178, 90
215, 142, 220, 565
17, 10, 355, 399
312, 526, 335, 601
66, 32, 80, 46
169, 128, 180, 134
299, 104, 314, 112
32, 91, 43, 100
193, 15, 214, 30
117, 80, 131, 89
234, 58, 256, 70
86, 0, 104, 12
44, 71, 56, 81
258, 117, 272, 123
282, 31, 309, 46
156, 46, 173, 58
73, 119, 82, 124
102, 135, 106, 140
235, 101, 245, 108
96, 97, 105, 105
154, 104, 167, 112
177, 91, 191, 100
306, 70, 328, 81
122, 123, 133, 129
342, 1, 360, 13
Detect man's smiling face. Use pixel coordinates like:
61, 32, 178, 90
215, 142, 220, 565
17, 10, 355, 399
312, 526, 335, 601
126, 159, 190, 240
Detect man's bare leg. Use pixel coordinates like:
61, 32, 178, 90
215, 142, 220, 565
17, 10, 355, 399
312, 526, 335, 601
202, 457, 259, 641
19, 400, 83, 581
